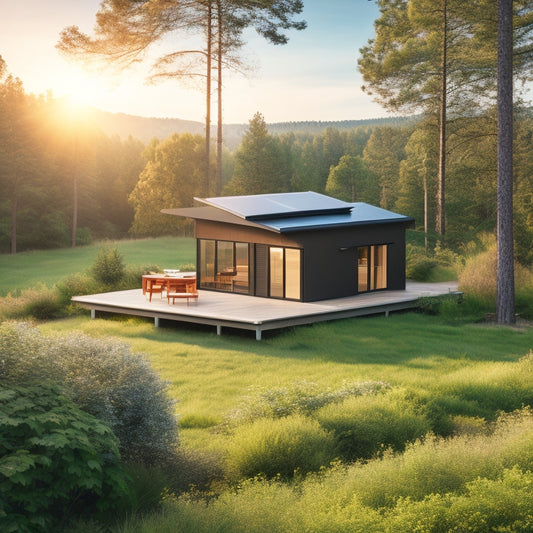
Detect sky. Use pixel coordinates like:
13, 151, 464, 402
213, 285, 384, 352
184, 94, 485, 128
1, 0, 391, 124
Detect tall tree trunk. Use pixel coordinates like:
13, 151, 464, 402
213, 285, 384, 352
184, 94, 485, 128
11, 197, 17, 255
72, 175, 78, 248
436, 0, 447, 237
216, 0, 223, 196
496, 0, 515, 324
205, 2, 212, 196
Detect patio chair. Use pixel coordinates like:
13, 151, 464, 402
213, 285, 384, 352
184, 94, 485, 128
146, 278, 165, 302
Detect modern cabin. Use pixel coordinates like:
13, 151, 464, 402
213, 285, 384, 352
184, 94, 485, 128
163, 192, 414, 302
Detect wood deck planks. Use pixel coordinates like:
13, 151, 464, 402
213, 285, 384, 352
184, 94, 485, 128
73, 281, 460, 340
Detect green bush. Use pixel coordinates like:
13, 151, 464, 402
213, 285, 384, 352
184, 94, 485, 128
227, 380, 389, 424
315, 390, 432, 461
90, 246, 125, 286
0, 383, 129, 533
390, 466, 533, 532
56, 273, 101, 306
119, 264, 162, 290
0, 285, 63, 320
226, 415, 336, 480
0, 322, 179, 466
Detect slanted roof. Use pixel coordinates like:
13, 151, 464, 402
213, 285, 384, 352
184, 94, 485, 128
163, 192, 414, 234
255, 203, 413, 233
198, 192, 353, 220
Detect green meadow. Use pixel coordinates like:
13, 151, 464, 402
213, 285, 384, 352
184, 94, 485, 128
0, 237, 195, 296
2, 238, 533, 531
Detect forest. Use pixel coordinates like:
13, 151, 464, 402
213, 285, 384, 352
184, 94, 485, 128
1, 65, 532, 266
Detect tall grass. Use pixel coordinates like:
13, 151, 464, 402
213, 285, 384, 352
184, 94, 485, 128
115, 409, 533, 533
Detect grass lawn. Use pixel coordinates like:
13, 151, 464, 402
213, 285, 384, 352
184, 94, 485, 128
0, 237, 195, 295
39, 312, 533, 448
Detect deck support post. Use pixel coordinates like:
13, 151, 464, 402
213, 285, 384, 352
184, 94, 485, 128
385, 310, 390, 317
154, 317, 160, 328
255, 328, 262, 341
216, 325, 222, 336
91, 309, 96, 320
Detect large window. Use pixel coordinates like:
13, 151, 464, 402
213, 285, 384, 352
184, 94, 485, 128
199, 239, 250, 293
357, 245, 387, 293
269, 247, 301, 300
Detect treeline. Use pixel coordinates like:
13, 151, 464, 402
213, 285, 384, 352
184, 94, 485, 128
0, 57, 145, 254
2, 59, 532, 264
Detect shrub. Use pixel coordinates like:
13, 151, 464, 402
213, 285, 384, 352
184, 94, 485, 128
227, 380, 389, 424
120, 264, 162, 290
315, 390, 432, 461
0, 322, 178, 465
0, 383, 129, 533
90, 246, 125, 286
56, 273, 101, 307
226, 415, 336, 480
0, 285, 63, 320
458, 246, 531, 303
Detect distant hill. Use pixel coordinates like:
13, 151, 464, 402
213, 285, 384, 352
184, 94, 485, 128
90, 108, 415, 149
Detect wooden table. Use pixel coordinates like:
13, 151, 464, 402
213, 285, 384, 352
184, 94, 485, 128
142, 274, 196, 295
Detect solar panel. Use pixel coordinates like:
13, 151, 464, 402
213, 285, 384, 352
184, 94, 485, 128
197, 191, 353, 220
256, 203, 413, 232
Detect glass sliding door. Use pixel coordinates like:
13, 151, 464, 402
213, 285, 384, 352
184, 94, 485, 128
198, 239, 250, 294
216, 241, 234, 290
269, 246, 301, 300
285, 248, 301, 300
357, 245, 388, 293
234, 242, 250, 293
269, 247, 284, 298
374, 245, 387, 289
200, 240, 215, 288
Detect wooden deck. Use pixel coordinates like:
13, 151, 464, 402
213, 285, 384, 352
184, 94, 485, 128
72, 281, 460, 340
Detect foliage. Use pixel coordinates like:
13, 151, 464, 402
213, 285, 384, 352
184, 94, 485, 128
90, 246, 126, 286
0, 285, 64, 321
0, 322, 179, 465
117, 409, 533, 533
227, 380, 389, 424
0, 383, 129, 533
325, 154, 367, 202
405, 243, 459, 281
315, 390, 432, 461
458, 243, 533, 318
129, 135, 206, 237
226, 415, 336, 480
225, 113, 289, 195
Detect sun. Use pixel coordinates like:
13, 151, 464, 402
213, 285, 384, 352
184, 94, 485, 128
54, 64, 109, 108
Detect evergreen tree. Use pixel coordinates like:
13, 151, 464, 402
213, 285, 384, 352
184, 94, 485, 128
225, 112, 289, 195
325, 155, 367, 203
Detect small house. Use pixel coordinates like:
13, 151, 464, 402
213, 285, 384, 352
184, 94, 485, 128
163, 192, 414, 302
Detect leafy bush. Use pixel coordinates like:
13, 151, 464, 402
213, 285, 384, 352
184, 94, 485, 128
458, 246, 531, 303
0, 285, 63, 320
90, 246, 125, 286
120, 411, 533, 532
56, 273, 101, 307
119, 264, 162, 290
0, 383, 129, 533
0, 322, 178, 465
227, 380, 389, 424
226, 415, 336, 480
315, 390, 431, 460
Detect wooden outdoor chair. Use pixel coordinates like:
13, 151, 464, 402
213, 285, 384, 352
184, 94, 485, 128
146, 278, 165, 302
